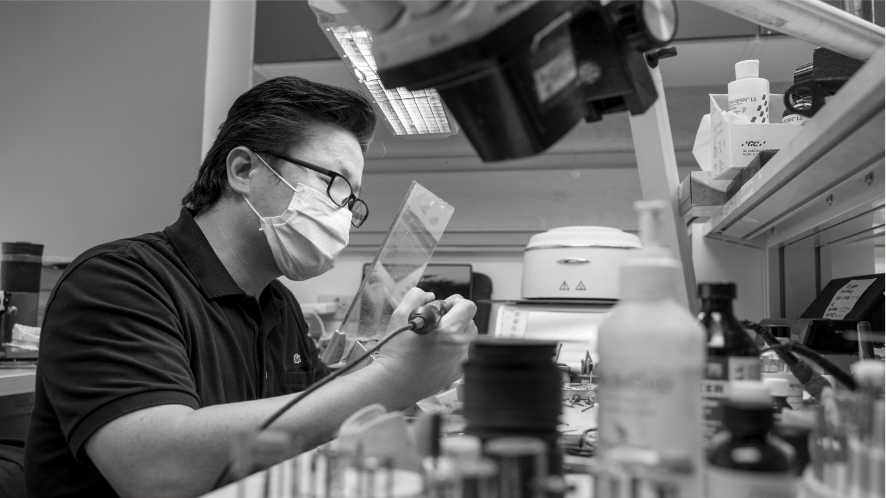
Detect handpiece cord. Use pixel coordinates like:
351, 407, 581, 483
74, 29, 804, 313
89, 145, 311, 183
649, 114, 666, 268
210, 321, 418, 490
759, 342, 857, 391
742, 319, 850, 400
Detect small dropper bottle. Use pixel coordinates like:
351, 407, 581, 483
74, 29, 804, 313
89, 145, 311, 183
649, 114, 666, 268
707, 381, 795, 497
727, 60, 770, 123
763, 377, 793, 421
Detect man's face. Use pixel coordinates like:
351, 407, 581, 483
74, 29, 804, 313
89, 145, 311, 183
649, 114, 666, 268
252, 123, 365, 219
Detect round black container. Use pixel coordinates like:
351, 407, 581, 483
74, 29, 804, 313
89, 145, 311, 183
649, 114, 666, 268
1, 242, 44, 293
462, 338, 563, 475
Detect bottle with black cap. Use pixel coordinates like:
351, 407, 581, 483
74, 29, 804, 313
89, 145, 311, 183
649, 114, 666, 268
698, 282, 761, 447
707, 381, 795, 498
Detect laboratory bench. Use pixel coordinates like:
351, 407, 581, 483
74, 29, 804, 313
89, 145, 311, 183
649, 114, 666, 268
0, 367, 36, 439
0, 368, 36, 398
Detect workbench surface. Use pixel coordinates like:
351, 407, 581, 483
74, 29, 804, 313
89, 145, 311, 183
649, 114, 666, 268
0, 367, 37, 397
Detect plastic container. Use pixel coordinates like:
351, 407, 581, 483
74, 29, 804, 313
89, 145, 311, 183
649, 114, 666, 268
597, 201, 706, 498
699, 282, 761, 445
761, 351, 803, 408
707, 382, 796, 497
727, 60, 770, 123
763, 377, 793, 421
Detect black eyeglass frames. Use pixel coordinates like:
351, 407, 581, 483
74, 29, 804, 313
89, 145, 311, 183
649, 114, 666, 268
258, 151, 368, 228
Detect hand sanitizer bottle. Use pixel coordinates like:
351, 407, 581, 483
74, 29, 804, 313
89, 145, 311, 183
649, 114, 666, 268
597, 201, 707, 497
728, 60, 770, 123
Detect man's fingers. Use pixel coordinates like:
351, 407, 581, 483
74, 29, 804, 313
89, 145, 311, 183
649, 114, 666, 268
390, 288, 435, 327
467, 321, 479, 338
399, 288, 435, 309
439, 299, 477, 329
442, 294, 464, 312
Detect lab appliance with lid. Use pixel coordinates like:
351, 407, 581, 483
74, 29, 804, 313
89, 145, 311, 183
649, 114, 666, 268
494, 226, 642, 370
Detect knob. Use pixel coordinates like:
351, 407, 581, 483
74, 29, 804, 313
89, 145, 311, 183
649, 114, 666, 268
612, 0, 678, 52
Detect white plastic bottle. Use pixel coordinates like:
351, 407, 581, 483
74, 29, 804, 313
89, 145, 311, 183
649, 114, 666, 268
597, 201, 707, 498
727, 60, 770, 123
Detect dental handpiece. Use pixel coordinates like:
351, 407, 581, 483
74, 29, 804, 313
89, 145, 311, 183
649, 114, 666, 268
407, 300, 448, 334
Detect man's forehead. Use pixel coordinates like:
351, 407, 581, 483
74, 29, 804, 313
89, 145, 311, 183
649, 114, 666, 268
284, 144, 363, 188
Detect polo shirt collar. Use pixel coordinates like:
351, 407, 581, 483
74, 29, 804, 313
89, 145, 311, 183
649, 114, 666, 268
164, 208, 246, 299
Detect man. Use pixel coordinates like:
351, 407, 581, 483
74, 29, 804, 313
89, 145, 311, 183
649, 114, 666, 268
24, 76, 477, 498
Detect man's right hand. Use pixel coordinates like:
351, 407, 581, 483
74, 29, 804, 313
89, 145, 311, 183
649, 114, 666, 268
373, 288, 477, 402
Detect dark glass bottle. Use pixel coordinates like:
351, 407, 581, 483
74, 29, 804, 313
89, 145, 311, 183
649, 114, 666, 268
707, 393, 795, 497
698, 283, 761, 445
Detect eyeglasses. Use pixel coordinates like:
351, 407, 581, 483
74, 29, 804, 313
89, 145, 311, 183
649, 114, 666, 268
258, 151, 369, 228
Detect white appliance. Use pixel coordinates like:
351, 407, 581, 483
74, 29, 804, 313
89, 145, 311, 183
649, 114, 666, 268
521, 227, 641, 300
494, 226, 641, 370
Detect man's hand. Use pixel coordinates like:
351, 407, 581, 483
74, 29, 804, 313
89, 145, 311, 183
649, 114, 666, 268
373, 288, 477, 402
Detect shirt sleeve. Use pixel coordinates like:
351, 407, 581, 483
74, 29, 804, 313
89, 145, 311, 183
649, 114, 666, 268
38, 245, 200, 462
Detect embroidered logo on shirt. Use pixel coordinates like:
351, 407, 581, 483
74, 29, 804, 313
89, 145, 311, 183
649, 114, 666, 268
293, 354, 301, 365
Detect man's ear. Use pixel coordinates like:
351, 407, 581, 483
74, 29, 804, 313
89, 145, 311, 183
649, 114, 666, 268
226, 146, 260, 196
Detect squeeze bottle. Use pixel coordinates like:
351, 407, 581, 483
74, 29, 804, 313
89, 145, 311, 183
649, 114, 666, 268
597, 201, 706, 497
727, 60, 770, 123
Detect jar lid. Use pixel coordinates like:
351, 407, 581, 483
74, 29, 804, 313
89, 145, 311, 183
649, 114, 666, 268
1, 242, 44, 256
698, 282, 736, 299
525, 227, 642, 251
485, 437, 547, 457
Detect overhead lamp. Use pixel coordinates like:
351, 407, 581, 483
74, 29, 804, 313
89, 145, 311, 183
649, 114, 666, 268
309, 2, 458, 138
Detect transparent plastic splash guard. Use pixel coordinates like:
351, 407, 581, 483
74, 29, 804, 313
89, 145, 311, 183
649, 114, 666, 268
322, 181, 454, 366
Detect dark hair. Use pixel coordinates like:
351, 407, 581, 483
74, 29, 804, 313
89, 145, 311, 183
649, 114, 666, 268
182, 76, 376, 213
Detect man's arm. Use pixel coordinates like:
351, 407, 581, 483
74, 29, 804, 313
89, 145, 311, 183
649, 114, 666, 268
86, 289, 475, 498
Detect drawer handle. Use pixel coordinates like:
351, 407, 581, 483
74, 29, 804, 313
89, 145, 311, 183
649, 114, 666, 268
557, 258, 590, 264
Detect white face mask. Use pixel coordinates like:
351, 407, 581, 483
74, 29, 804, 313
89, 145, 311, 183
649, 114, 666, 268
243, 155, 351, 281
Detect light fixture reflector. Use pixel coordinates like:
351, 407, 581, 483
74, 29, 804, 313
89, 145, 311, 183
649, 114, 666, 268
330, 25, 452, 136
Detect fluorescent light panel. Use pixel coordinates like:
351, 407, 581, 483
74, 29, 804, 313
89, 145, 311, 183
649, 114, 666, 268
330, 26, 452, 135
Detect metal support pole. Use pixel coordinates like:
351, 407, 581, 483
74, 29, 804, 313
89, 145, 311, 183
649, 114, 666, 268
628, 64, 697, 314
201, 0, 256, 158
695, 0, 884, 61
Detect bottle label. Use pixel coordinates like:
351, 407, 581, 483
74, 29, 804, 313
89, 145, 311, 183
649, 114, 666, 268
703, 357, 761, 443
706, 467, 795, 498
727, 93, 769, 123
781, 113, 807, 125
598, 365, 705, 496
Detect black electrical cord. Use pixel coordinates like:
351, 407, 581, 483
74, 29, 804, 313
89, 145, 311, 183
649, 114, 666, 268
210, 300, 449, 490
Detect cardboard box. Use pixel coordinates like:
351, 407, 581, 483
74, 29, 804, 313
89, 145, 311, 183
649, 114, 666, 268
679, 171, 731, 223
709, 94, 801, 180
726, 149, 779, 201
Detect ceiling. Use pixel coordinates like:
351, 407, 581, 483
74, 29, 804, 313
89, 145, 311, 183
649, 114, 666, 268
251, 1, 819, 171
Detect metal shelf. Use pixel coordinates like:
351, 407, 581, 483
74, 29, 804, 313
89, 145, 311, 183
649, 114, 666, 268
703, 45, 885, 247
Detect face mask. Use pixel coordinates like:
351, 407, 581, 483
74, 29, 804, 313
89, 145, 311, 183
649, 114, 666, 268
243, 155, 351, 281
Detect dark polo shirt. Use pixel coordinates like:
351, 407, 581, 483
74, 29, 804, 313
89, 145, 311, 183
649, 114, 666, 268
24, 208, 330, 497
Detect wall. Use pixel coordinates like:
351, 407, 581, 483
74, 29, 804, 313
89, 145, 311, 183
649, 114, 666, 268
0, 1, 209, 259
